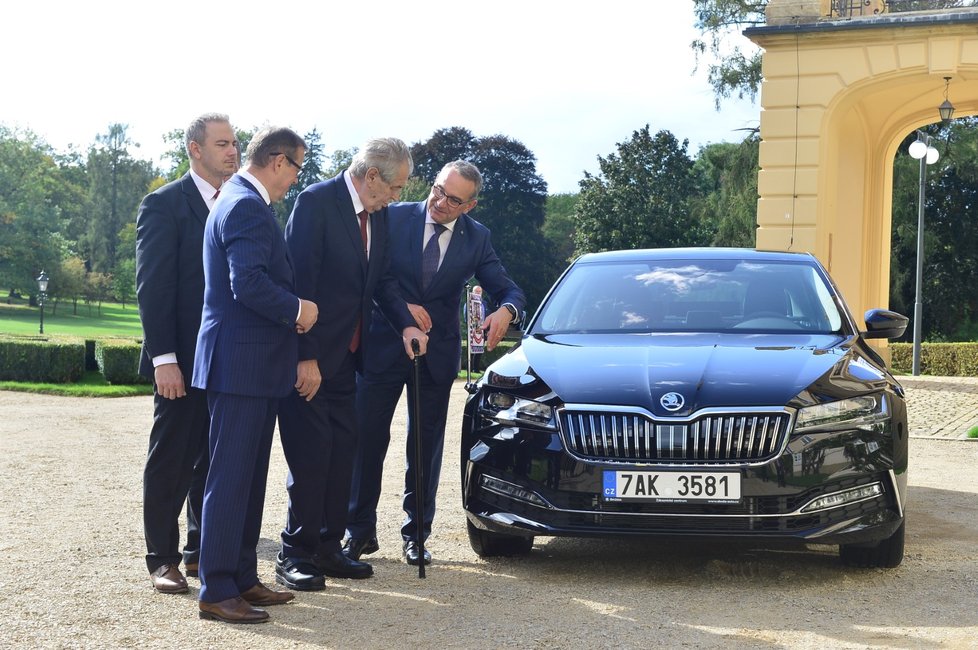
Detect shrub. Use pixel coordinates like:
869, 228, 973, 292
890, 342, 978, 376
0, 335, 85, 382
95, 338, 149, 385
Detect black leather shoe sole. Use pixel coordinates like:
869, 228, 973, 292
342, 537, 380, 561
319, 563, 373, 579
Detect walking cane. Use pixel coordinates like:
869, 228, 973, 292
410, 338, 426, 579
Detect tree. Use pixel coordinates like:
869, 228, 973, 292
85, 124, 156, 272
543, 193, 579, 267
574, 126, 707, 254
690, 135, 759, 247
53, 256, 88, 315
275, 128, 327, 227
0, 127, 67, 298
690, 0, 767, 107
890, 118, 978, 342
113, 258, 136, 308
409, 127, 559, 312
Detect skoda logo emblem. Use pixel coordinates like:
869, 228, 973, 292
660, 392, 685, 412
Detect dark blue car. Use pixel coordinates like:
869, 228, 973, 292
462, 248, 909, 568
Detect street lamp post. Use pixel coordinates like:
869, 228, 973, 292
907, 132, 939, 376
36, 270, 49, 335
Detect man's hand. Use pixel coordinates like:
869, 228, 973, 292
154, 363, 186, 400
296, 299, 319, 334
482, 307, 514, 351
402, 326, 428, 359
295, 359, 321, 401
407, 303, 432, 333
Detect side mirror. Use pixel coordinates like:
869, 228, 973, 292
863, 309, 909, 340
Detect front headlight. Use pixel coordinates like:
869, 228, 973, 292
482, 391, 556, 429
795, 394, 888, 432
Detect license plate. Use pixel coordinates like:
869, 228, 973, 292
602, 470, 741, 503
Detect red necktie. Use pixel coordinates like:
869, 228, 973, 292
350, 211, 369, 352
212, 190, 220, 200
358, 210, 368, 254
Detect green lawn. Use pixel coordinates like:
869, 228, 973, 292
0, 299, 143, 338
1, 298, 149, 396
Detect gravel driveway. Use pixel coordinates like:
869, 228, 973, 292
1, 384, 976, 649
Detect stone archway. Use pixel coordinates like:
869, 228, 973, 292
745, 4, 978, 331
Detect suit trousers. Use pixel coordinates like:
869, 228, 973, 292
198, 391, 277, 603
347, 356, 452, 543
142, 386, 209, 572
279, 351, 358, 559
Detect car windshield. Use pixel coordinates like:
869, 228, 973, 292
532, 257, 845, 334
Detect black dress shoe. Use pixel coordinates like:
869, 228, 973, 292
342, 536, 380, 561
315, 550, 373, 579
403, 540, 432, 566
275, 553, 326, 591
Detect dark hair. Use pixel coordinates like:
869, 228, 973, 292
245, 127, 306, 168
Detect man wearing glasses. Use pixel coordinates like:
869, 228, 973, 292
276, 138, 428, 591
345, 160, 525, 566
192, 126, 315, 623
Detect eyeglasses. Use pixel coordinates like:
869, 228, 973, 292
432, 184, 472, 209
271, 152, 303, 173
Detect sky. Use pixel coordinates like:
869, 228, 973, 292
2, 0, 760, 194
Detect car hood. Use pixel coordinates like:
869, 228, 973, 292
506, 332, 885, 417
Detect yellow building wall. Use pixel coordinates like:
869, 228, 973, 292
747, 8, 978, 336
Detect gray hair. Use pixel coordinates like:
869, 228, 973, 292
439, 160, 483, 199
245, 126, 306, 168
349, 137, 414, 181
185, 113, 231, 155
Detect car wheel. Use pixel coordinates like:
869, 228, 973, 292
839, 522, 905, 568
466, 520, 534, 557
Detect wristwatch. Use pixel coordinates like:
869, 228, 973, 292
502, 303, 519, 323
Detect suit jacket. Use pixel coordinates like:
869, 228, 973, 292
135, 172, 208, 380
284, 172, 413, 379
191, 174, 299, 398
364, 201, 526, 384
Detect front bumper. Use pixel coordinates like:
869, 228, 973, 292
462, 416, 907, 546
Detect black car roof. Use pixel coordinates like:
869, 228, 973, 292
574, 248, 818, 264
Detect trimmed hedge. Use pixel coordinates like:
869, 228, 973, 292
890, 342, 978, 376
0, 335, 86, 382
95, 338, 150, 385
461, 339, 518, 370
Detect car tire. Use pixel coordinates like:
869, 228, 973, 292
466, 520, 534, 557
839, 522, 905, 568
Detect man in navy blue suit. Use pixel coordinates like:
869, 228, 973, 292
345, 160, 525, 566
136, 113, 238, 594
192, 126, 318, 624
275, 138, 428, 591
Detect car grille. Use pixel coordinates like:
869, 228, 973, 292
558, 409, 791, 464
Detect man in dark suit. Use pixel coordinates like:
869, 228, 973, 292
345, 160, 525, 566
135, 113, 238, 594
192, 127, 318, 624
276, 138, 428, 591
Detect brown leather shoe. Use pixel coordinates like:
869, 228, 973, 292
241, 581, 295, 606
184, 562, 199, 578
198, 597, 269, 624
150, 564, 188, 594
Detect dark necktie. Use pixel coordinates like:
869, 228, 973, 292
422, 223, 447, 290
358, 210, 368, 255
212, 189, 220, 200
349, 211, 370, 353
